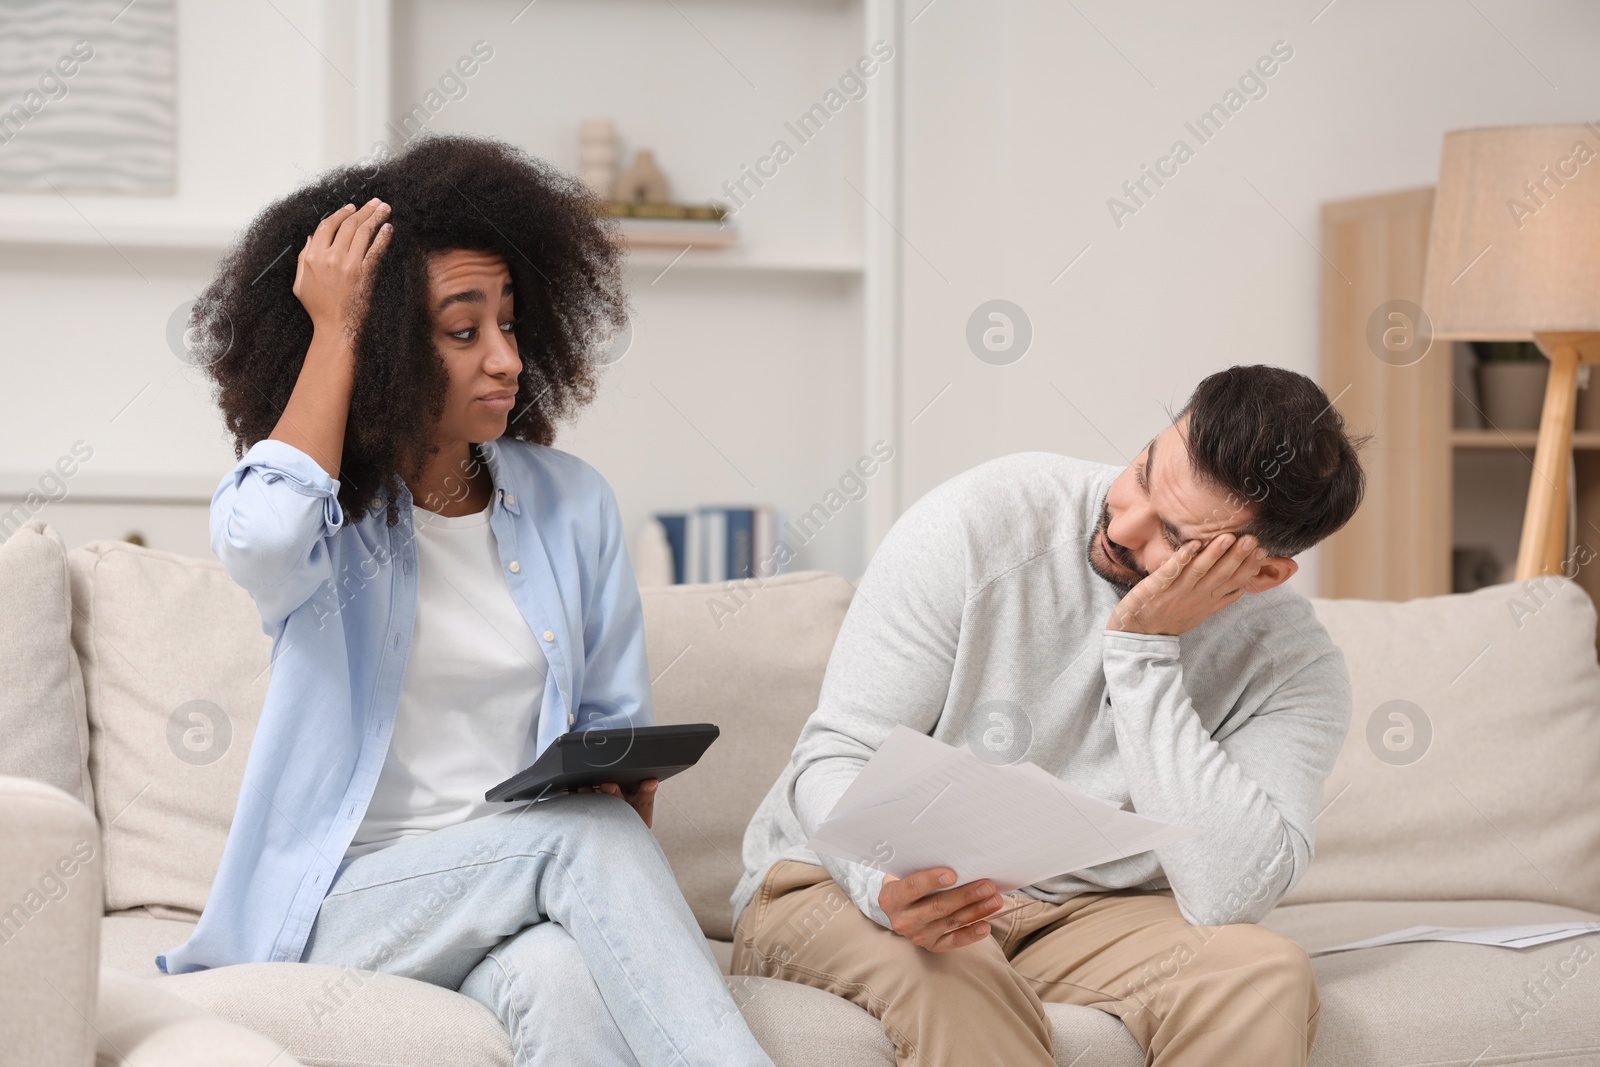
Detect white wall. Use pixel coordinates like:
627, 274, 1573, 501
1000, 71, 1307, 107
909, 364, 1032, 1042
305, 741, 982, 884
893, 0, 1600, 593
0, 0, 363, 510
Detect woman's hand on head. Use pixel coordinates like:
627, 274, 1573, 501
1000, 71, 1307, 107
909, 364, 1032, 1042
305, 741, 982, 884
292, 198, 393, 346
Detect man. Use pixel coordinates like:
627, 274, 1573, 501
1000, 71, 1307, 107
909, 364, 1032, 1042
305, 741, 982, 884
729, 364, 1368, 1066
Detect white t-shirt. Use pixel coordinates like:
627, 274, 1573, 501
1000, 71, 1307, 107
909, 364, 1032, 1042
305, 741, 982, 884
344, 496, 547, 861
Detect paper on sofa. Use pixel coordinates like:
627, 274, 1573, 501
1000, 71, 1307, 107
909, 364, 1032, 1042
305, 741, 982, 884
1310, 922, 1600, 956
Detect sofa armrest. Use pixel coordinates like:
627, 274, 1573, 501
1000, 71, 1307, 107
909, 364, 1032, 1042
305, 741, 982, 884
0, 774, 104, 1067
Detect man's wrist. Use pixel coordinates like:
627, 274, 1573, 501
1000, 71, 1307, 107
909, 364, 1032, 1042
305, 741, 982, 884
1107, 610, 1166, 636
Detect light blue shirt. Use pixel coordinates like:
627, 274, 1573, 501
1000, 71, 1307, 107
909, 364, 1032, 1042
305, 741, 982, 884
157, 435, 654, 973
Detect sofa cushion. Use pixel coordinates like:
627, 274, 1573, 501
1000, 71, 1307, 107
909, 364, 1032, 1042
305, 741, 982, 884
641, 571, 854, 939
109, 912, 896, 1067
0, 521, 91, 808
103, 912, 203, 979
1266, 899, 1600, 1066
1294, 577, 1600, 915
98, 966, 306, 1067
68, 539, 271, 917
106, 899, 1600, 1067
104, 912, 900, 1067
155, 962, 514, 1067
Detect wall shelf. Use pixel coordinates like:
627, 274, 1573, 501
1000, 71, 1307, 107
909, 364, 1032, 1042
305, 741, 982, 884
0, 221, 241, 252
621, 247, 863, 277
0, 221, 867, 282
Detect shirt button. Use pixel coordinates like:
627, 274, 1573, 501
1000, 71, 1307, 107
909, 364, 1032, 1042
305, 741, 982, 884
505, 493, 516, 505
509, 561, 520, 573
370, 497, 381, 509
542, 630, 555, 642
567, 713, 576, 726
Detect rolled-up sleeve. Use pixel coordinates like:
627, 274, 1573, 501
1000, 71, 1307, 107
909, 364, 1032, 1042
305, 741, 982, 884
1099, 627, 1352, 926
576, 474, 655, 732
210, 438, 345, 635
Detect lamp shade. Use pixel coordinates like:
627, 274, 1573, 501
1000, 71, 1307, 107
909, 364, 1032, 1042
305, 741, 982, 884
1420, 124, 1600, 339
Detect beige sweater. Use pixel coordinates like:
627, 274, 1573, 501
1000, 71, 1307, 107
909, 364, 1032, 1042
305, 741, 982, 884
731, 451, 1352, 932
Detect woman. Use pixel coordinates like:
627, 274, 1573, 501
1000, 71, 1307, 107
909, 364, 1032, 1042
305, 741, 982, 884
156, 132, 775, 1067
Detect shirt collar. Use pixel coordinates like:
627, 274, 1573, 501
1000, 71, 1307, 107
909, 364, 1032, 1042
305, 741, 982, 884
371, 439, 522, 518
477, 438, 521, 516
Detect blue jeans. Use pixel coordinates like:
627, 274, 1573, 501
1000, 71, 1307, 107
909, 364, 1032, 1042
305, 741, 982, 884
300, 791, 775, 1067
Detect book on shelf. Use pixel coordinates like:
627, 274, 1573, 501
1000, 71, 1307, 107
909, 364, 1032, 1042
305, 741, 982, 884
649, 504, 790, 584
602, 201, 729, 221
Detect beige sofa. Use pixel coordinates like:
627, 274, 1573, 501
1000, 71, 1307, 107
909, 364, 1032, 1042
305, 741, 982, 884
3, 518, 1599, 1067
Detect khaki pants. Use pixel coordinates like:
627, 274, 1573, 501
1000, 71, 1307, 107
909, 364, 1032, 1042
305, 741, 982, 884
731, 860, 1320, 1067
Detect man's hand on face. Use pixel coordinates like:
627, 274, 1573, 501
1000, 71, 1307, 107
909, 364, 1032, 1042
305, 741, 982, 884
879, 868, 1005, 951
1106, 532, 1271, 637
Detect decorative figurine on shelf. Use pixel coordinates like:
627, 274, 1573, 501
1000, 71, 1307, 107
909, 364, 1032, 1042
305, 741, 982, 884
579, 128, 735, 247
577, 118, 618, 200
613, 148, 670, 204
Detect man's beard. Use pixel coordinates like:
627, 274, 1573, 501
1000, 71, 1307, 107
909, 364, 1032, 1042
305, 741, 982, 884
1086, 493, 1142, 597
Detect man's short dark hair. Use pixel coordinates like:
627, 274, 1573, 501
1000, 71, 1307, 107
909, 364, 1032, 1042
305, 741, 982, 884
1176, 364, 1370, 558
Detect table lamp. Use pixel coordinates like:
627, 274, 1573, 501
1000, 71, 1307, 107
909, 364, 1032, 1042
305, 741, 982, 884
1420, 124, 1600, 580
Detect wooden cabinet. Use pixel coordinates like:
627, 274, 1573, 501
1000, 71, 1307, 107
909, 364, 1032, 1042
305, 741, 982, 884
1319, 188, 1600, 650
1318, 188, 1452, 602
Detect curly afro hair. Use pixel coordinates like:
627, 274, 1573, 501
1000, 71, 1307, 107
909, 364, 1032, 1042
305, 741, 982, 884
191, 130, 628, 529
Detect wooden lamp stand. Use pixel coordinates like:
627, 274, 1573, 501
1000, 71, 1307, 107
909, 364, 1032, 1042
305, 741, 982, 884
1518, 333, 1600, 580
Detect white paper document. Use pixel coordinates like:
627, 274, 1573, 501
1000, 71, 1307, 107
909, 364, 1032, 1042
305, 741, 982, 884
803, 725, 1200, 892
1309, 922, 1600, 956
